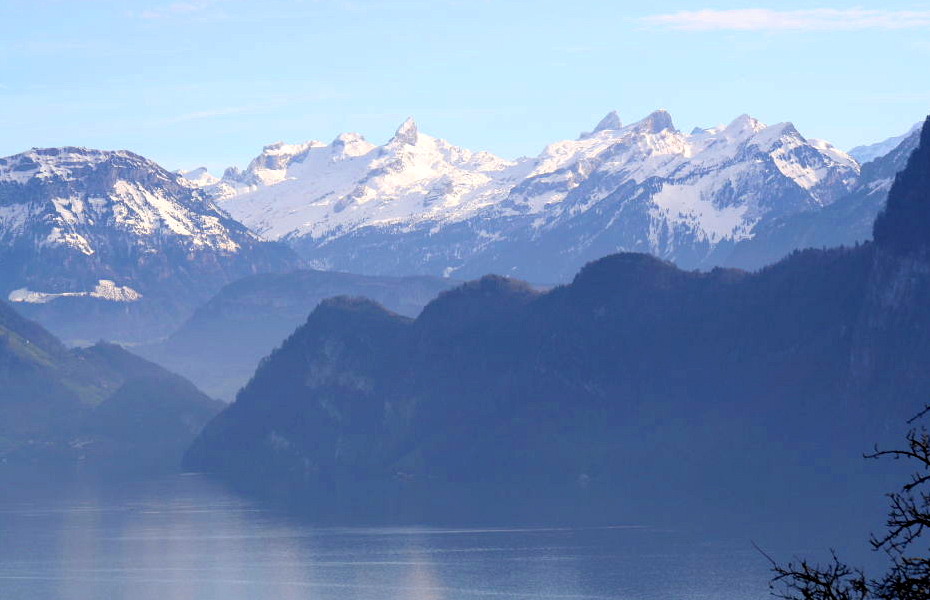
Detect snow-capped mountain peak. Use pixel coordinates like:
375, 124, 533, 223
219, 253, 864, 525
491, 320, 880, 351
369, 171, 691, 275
249, 141, 323, 185
178, 167, 220, 187
0, 147, 300, 340
391, 117, 419, 146
594, 110, 622, 132
631, 109, 676, 134
580, 111, 623, 138
0, 147, 253, 257
0, 145, 299, 338
725, 113, 764, 134
0, 147, 156, 184
197, 109, 865, 280
332, 133, 376, 159
209, 120, 527, 241
809, 138, 859, 169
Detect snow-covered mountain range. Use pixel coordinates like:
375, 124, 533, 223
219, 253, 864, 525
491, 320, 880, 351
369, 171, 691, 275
211, 117, 529, 241
197, 109, 898, 281
724, 124, 922, 269
0, 112, 919, 344
0, 147, 298, 341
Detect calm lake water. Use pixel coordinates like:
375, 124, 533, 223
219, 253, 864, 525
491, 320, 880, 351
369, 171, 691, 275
0, 474, 780, 600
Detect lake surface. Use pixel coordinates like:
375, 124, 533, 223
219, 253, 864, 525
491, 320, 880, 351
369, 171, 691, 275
0, 474, 779, 600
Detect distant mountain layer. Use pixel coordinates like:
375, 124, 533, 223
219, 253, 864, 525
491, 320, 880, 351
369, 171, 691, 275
201, 110, 892, 281
138, 270, 455, 401
0, 300, 222, 474
849, 122, 922, 164
186, 120, 930, 528
0, 147, 301, 343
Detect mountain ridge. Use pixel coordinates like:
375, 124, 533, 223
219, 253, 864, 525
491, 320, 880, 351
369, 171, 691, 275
202, 109, 864, 281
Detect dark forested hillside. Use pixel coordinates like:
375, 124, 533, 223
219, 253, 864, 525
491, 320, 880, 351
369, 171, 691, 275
0, 300, 223, 474
185, 120, 930, 532
874, 118, 930, 252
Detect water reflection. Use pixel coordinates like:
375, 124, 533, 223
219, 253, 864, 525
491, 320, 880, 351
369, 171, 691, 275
0, 474, 773, 600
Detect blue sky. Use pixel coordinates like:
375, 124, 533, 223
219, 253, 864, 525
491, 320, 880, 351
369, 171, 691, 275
1, 1, 928, 172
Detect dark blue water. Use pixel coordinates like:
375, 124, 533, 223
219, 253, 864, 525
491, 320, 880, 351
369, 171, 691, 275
0, 474, 790, 599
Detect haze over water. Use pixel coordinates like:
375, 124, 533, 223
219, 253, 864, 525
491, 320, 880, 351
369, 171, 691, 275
0, 474, 775, 600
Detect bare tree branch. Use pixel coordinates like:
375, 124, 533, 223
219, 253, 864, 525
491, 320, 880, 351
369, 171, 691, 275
766, 406, 930, 600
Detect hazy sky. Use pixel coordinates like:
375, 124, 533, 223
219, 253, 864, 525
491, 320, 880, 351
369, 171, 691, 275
1, 1, 928, 171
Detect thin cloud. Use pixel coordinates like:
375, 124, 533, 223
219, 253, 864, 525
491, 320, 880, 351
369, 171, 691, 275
138, 1, 222, 19
158, 91, 350, 125
161, 106, 254, 125
641, 9, 930, 32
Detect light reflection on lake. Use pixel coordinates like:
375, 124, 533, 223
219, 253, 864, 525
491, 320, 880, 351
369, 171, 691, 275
0, 474, 773, 600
